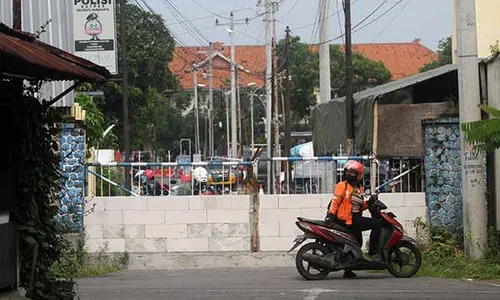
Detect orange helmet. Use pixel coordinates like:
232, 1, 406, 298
343, 160, 364, 181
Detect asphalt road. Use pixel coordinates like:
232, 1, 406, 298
78, 267, 500, 300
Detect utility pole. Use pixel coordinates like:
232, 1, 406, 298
208, 42, 214, 157
230, 12, 238, 158
249, 90, 255, 151
284, 26, 292, 185
344, 0, 355, 156
265, 0, 274, 193
225, 89, 231, 157
120, 0, 130, 157
237, 70, 242, 151
319, 0, 331, 104
12, 0, 21, 30
193, 64, 200, 155
272, 0, 280, 194
456, 0, 487, 260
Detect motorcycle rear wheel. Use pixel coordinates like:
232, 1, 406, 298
295, 242, 330, 280
386, 242, 422, 278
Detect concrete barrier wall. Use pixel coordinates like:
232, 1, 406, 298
84, 196, 251, 253
84, 193, 426, 253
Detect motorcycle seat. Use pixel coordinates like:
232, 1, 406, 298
297, 217, 351, 233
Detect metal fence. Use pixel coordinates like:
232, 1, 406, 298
86, 157, 423, 197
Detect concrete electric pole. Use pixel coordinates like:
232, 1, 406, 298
229, 12, 238, 158
319, 0, 331, 105
265, 0, 274, 193
456, 0, 487, 260
208, 42, 214, 157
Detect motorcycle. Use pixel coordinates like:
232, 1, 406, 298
132, 169, 170, 196
288, 169, 422, 280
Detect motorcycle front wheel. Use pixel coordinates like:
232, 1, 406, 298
295, 242, 330, 280
386, 242, 422, 278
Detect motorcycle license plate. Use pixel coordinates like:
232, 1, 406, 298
287, 235, 307, 253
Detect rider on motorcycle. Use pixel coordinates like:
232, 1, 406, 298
325, 160, 382, 278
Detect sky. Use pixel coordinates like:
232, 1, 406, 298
145, 0, 452, 51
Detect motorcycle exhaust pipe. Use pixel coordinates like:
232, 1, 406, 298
302, 253, 334, 270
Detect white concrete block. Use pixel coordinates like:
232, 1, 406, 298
320, 194, 333, 208
102, 225, 125, 239
148, 197, 189, 210
125, 238, 168, 252
85, 210, 123, 225
165, 210, 206, 224
188, 197, 205, 210
86, 239, 125, 253
299, 208, 325, 219
207, 209, 249, 223
106, 197, 147, 210
278, 194, 321, 209
259, 208, 300, 223
146, 224, 187, 238
259, 222, 280, 237
208, 237, 249, 251
279, 222, 302, 236
123, 211, 163, 225
260, 196, 278, 209
187, 224, 212, 238
205, 197, 232, 209
84, 225, 103, 239
379, 193, 405, 207
260, 236, 295, 251
404, 193, 426, 207
166, 237, 209, 252
86, 197, 106, 211
124, 225, 146, 239
211, 223, 249, 237
230, 196, 250, 209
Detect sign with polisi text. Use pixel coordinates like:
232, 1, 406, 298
73, 0, 117, 74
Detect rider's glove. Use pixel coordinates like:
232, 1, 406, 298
325, 213, 338, 224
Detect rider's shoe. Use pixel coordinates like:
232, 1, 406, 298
370, 254, 382, 262
343, 270, 357, 278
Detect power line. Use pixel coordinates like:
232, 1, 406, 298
318, 0, 404, 45
167, 7, 252, 26
336, 0, 344, 44
160, 0, 209, 45
191, 0, 231, 20
371, 0, 411, 42
293, 0, 361, 31
279, 0, 300, 18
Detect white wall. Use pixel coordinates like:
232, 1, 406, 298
84, 196, 251, 253
85, 193, 427, 253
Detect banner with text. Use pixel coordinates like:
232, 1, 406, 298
73, 0, 117, 74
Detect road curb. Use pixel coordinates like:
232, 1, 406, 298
127, 251, 296, 270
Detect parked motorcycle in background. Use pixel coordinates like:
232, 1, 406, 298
132, 169, 170, 196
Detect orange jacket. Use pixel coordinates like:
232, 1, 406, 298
328, 181, 368, 225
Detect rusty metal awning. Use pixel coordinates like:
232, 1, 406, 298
0, 23, 111, 82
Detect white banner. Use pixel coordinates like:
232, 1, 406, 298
73, 0, 117, 74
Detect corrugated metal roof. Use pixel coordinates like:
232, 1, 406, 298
0, 23, 110, 82
0, 0, 77, 106
326, 64, 459, 104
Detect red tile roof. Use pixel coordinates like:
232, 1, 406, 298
170, 39, 437, 89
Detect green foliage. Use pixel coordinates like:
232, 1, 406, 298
49, 233, 129, 279
420, 37, 452, 72
414, 219, 500, 280
13, 82, 75, 299
75, 93, 118, 150
461, 105, 500, 152
277, 36, 392, 122
490, 41, 500, 55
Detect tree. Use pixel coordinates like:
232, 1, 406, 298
93, 3, 180, 155
462, 105, 500, 152
277, 36, 392, 122
420, 37, 452, 72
